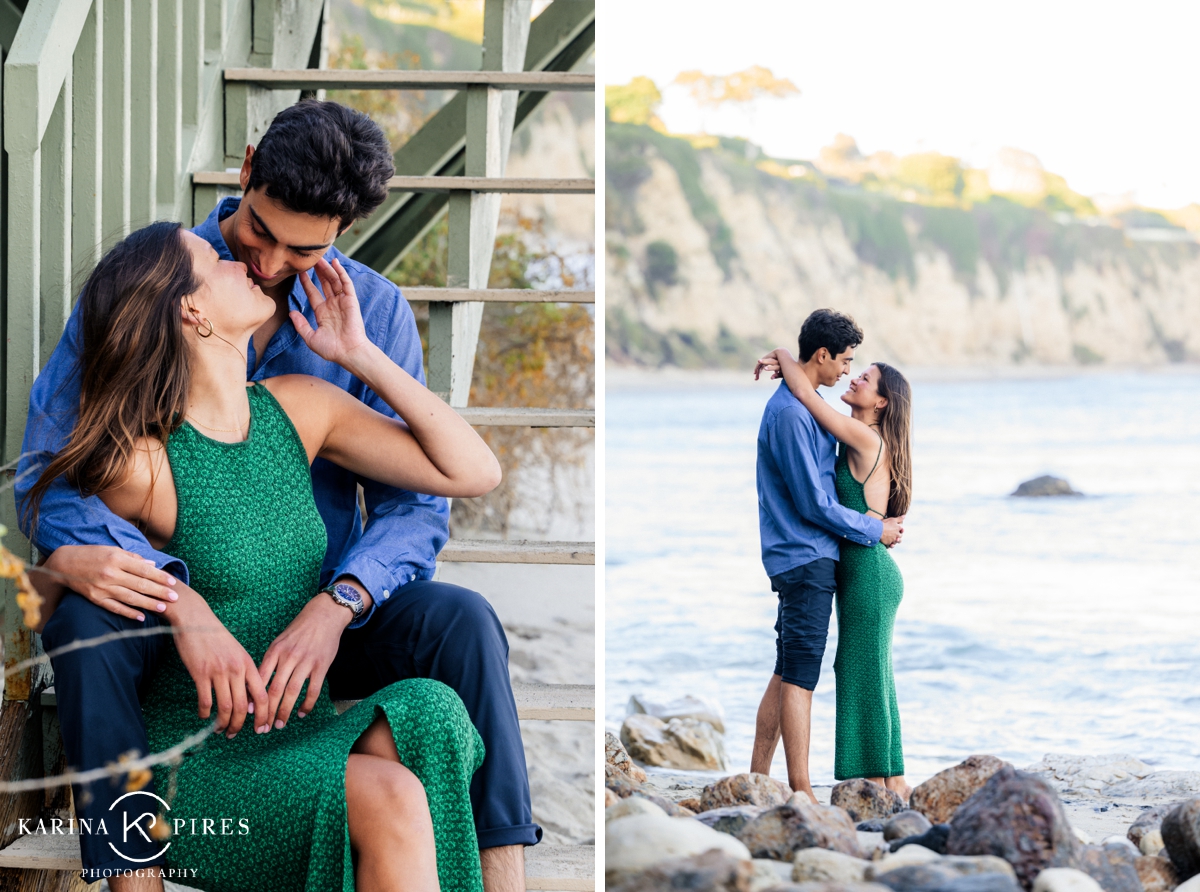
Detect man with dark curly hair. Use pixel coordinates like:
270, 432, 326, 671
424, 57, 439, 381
19, 100, 536, 892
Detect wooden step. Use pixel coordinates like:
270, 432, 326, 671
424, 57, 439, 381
225, 68, 595, 92
0, 834, 594, 889
334, 683, 594, 722
403, 287, 594, 304
457, 408, 594, 428
193, 172, 594, 193
439, 539, 593, 565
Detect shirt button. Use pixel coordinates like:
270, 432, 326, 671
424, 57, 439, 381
410, 574, 416, 581
382, 590, 390, 600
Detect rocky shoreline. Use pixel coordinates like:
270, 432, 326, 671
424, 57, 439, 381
606, 739, 1200, 892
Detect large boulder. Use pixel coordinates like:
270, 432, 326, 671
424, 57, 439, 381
1077, 843, 1143, 892
792, 848, 871, 884
628, 693, 727, 734
1032, 869, 1105, 892
698, 806, 769, 838
606, 731, 648, 784
832, 780, 907, 822
606, 813, 751, 883
621, 713, 730, 771
739, 801, 864, 861
885, 812, 935, 842
608, 849, 755, 892
702, 774, 794, 813
944, 766, 1081, 889
1163, 800, 1200, 881
1135, 855, 1180, 892
912, 756, 1012, 825
1011, 476, 1082, 497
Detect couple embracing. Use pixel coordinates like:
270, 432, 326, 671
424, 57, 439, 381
16, 101, 536, 892
752, 309, 913, 805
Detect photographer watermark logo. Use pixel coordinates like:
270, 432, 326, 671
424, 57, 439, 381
108, 790, 171, 863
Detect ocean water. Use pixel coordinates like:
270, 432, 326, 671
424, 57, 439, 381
605, 368, 1200, 785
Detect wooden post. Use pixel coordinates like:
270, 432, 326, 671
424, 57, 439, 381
428, 0, 532, 407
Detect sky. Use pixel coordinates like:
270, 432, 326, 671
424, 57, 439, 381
601, 0, 1200, 209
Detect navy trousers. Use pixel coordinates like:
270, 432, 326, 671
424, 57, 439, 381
41, 580, 538, 873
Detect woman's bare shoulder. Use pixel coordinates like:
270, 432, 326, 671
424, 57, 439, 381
99, 437, 171, 523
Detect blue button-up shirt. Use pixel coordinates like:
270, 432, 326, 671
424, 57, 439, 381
757, 382, 883, 577
15, 197, 449, 627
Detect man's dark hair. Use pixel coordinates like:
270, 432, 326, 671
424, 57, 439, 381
797, 308, 863, 362
247, 99, 394, 228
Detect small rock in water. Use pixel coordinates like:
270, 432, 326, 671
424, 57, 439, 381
606, 731, 649, 784
739, 801, 864, 861
945, 766, 1081, 889
1078, 842, 1143, 892
628, 693, 727, 734
605, 813, 751, 882
620, 713, 729, 771
1032, 868, 1104, 892
912, 756, 1012, 825
1135, 855, 1180, 892
791, 848, 871, 884
860, 821, 887, 833
832, 779, 908, 823
1162, 799, 1200, 880
608, 848, 755, 892
885, 812, 935, 842
1011, 476, 1083, 497
890, 825, 951, 855
698, 806, 769, 838
702, 773, 793, 812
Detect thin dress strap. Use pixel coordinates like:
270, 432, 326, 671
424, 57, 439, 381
862, 434, 886, 518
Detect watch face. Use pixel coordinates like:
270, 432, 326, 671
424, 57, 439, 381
331, 584, 364, 615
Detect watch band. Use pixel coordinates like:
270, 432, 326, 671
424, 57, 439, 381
323, 582, 365, 620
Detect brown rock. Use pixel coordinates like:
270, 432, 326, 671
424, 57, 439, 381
883, 811, 934, 842
608, 849, 755, 892
605, 788, 619, 808
1135, 855, 1179, 892
680, 797, 704, 813
738, 801, 864, 861
606, 731, 649, 784
944, 766, 1081, 890
911, 756, 1012, 825
1078, 843, 1143, 892
603, 763, 692, 816
831, 779, 907, 822
1130, 807, 1179, 851
620, 713, 729, 771
701, 773, 793, 812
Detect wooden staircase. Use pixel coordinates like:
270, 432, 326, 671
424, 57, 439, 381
0, 0, 596, 888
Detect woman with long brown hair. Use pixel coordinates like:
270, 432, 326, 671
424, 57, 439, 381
25, 221, 500, 892
756, 346, 913, 800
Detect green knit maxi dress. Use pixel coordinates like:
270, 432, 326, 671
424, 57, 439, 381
832, 446, 905, 780
140, 383, 485, 892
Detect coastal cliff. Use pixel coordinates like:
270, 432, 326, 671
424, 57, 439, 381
605, 124, 1200, 368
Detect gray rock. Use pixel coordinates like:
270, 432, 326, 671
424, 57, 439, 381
1031, 869, 1105, 892
609, 848, 755, 892
860, 822, 887, 833
740, 801, 865, 861
699, 806, 770, 838
868, 846, 946, 877
912, 756, 1012, 825
776, 885, 894, 892
607, 797, 667, 823
873, 860, 1018, 892
628, 693, 727, 735
1011, 476, 1082, 497
945, 766, 1082, 889
886, 813, 936, 842
791, 848, 871, 883
1025, 756, 1200, 801
702, 774, 794, 812
752, 859, 799, 892
1077, 843, 1143, 892
605, 813, 752, 882
1135, 855, 1179, 892
832, 779, 908, 822
1163, 799, 1200, 881
1130, 808, 1180, 852
891, 826, 952, 855
620, 713, 730, 771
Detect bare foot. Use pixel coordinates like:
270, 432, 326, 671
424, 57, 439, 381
885, 775, 912, 803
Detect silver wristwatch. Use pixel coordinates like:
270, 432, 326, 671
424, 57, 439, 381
323, 582, 365, 620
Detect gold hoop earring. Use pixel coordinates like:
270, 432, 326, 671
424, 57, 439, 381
197, 317, 214, 338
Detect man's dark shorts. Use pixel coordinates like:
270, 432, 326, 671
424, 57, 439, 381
770, 557, 837, 690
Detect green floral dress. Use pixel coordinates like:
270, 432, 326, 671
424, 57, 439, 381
832, 444, 905, 780
142, 383, 485, 892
